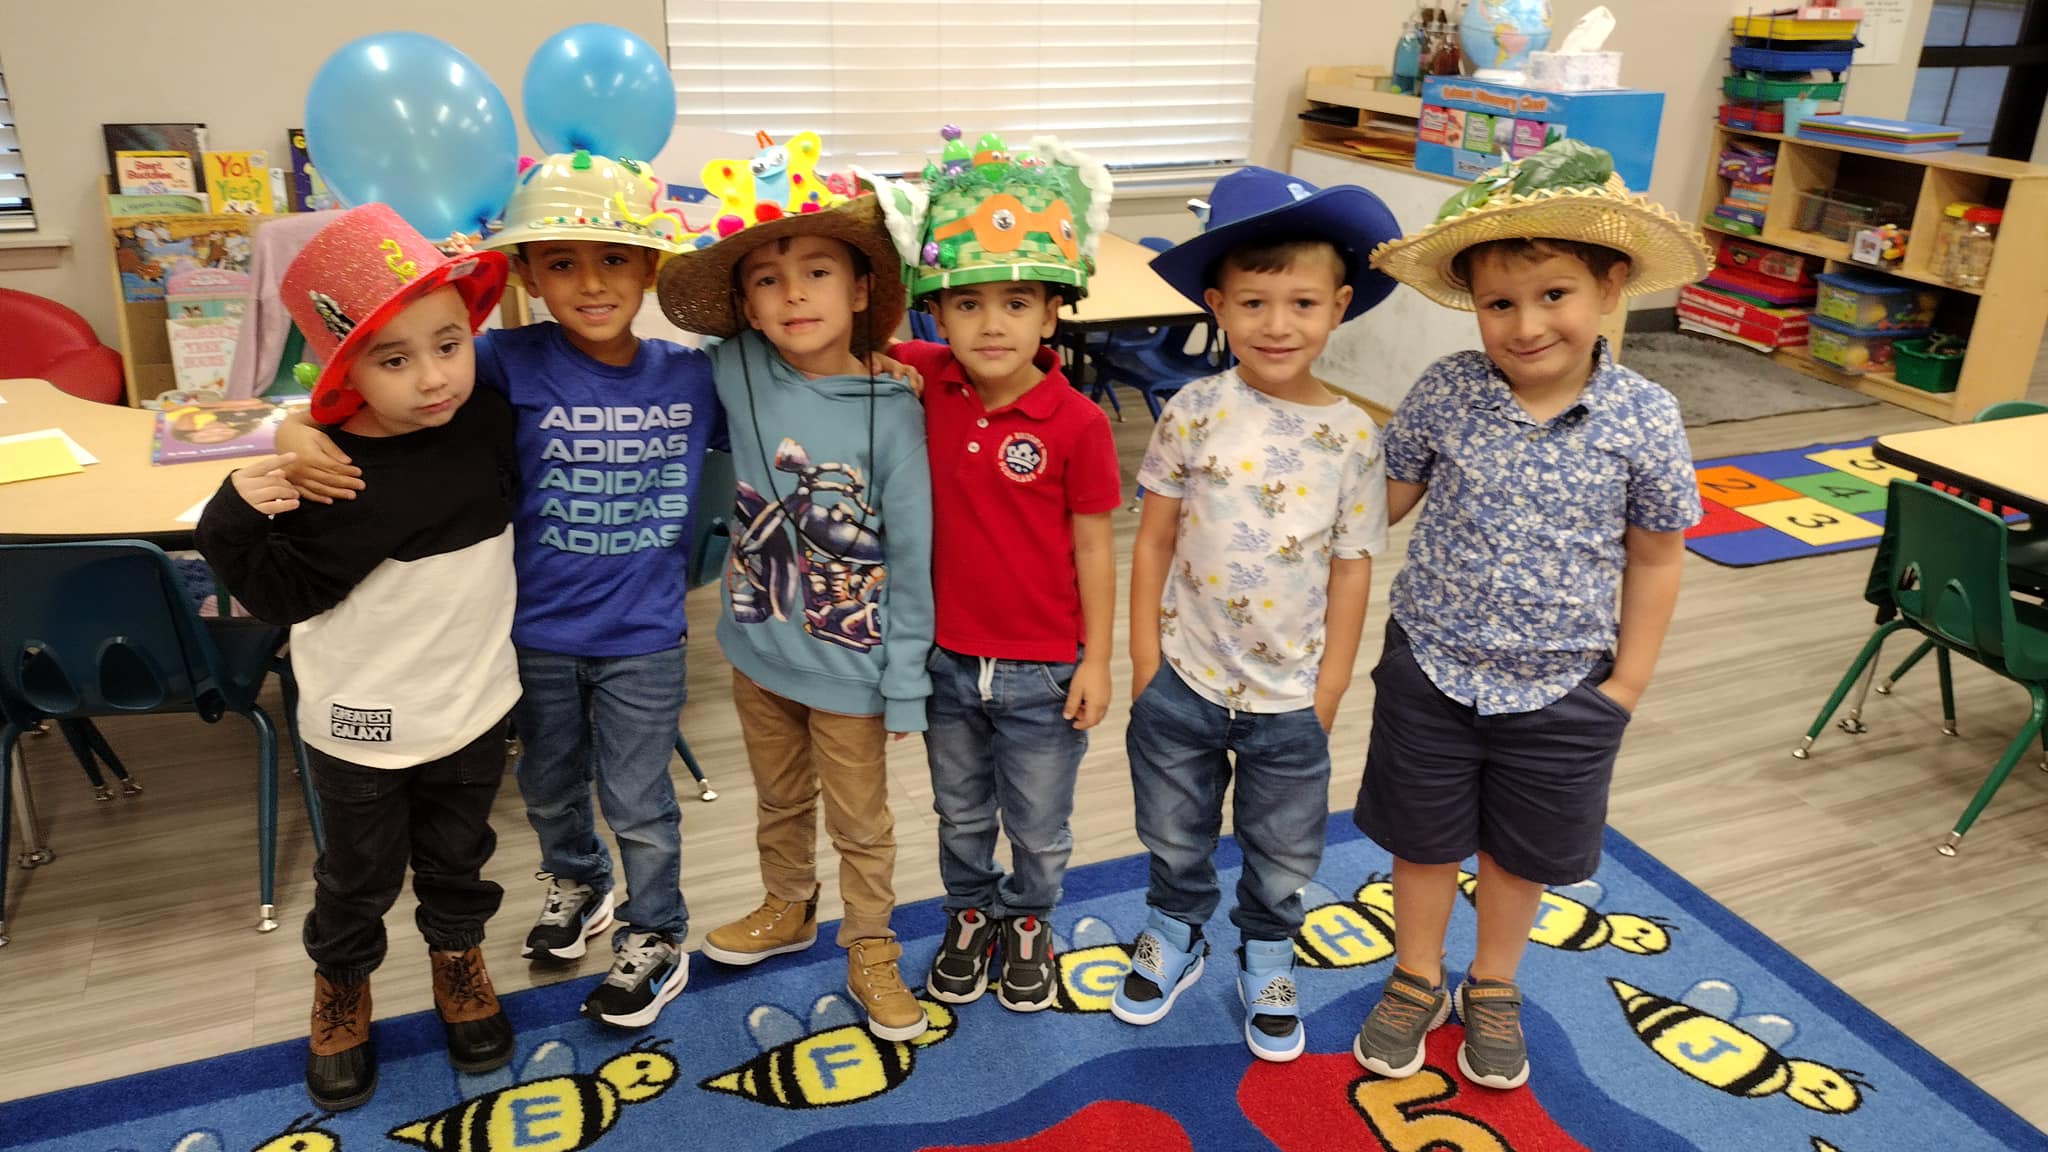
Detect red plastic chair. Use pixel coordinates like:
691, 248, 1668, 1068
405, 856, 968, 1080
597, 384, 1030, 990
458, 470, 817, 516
0, 287, 125, 405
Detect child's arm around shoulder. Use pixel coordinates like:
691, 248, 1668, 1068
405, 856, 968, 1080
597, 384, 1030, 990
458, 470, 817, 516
1381, 356, 1467, 525
193, 454, 380, 625
1603, 380, 1700, 712
1063, 402, 1124, 729
274, 409, 363, 503
1314, 410, 1391, 731
1129, 391, 1193, 700
877, 419, 936, 736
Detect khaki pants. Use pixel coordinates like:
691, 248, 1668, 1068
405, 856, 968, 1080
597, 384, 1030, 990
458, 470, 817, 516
731, 669, 897, 945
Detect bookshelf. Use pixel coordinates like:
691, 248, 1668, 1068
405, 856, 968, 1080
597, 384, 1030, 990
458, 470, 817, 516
1696, 125, 2048, 423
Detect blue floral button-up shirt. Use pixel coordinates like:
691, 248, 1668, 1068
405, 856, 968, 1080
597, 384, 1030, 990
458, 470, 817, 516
1385, 339, 1700, 715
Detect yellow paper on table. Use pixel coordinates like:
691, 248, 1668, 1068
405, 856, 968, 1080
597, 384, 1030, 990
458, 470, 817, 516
0, 435, 86, 483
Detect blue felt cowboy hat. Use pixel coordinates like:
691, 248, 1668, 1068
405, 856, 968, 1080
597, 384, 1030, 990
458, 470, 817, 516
1148, 167, 1402, 322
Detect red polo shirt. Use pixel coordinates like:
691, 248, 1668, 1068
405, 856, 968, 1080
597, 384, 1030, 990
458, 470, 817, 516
894, 340, 1123, 663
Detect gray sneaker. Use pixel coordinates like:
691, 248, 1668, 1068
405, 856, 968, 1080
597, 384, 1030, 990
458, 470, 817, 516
1456, 977, 1531, 1089
1353, 966, 1451, 1078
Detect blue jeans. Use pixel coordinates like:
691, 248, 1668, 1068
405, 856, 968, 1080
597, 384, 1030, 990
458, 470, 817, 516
513, 644, 689, 940
925, 647, 1087, 918
1126, 667, 1331, 941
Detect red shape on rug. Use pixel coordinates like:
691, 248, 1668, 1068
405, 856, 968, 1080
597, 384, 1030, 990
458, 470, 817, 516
1240, 1026, 1593, 1152
917, 1100, 1194, 1152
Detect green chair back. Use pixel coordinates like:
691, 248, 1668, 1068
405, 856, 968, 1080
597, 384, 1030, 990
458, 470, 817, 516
1884, 481, 2046, 679
1975, 399, 2047, 422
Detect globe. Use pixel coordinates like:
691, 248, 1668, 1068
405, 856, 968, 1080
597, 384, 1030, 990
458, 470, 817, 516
1460, 0, 1553, 79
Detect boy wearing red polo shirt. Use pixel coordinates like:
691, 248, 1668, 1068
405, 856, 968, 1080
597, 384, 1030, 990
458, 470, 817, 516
876, 132, 1120, 1010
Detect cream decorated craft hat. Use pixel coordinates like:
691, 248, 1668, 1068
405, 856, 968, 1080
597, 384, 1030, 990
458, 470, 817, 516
1370, 139, 1712, 311
482, 149, 683, 255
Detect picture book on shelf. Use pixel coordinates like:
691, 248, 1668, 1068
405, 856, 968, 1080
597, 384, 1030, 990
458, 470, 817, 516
111, 214, 254, 302
116, 151, 197, 195
102, 123, 208, 191
287, 129, 340, 212
151, 397, 305, 465
204, 151, 274, 214
106, 193, 206, 216
164, 267, 251, 321
165, 318, 240, 395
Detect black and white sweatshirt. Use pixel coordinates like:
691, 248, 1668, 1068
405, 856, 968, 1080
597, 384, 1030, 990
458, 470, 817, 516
196, 389, 521, 769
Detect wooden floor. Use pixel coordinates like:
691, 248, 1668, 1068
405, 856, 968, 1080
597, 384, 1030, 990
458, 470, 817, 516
6, 357, 2048, 1130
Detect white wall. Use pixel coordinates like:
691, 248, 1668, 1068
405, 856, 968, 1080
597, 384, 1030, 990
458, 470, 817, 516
0, 0, 1941, 342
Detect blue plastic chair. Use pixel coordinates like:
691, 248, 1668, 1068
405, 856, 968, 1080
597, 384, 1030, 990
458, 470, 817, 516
907, 309, 941, 343
672, 448, 737, 802
1083, 236, 1217, 419
0, 541, 319, 945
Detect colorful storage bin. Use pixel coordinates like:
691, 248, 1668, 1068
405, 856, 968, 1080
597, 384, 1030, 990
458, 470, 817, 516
1813, 271, 1939, 332
1807, 314, 1925, 375
1892, 339, 1964, 393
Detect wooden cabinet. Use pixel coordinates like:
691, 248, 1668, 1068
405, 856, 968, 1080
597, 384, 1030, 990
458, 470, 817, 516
1698, 125, 2048, 422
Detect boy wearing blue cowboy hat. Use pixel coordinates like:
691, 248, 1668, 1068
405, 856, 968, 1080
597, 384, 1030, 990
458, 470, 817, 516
1109, 168, 1396, 1063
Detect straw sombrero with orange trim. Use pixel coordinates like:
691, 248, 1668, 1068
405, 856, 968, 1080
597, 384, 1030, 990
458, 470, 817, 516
1370, 140, 1711, 311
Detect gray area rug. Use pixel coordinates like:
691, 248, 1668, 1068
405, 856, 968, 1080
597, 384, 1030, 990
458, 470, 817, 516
1622, 331, 1877, 427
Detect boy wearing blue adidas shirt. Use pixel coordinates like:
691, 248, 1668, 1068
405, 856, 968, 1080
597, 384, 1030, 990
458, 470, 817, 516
280, 153, 718, 1029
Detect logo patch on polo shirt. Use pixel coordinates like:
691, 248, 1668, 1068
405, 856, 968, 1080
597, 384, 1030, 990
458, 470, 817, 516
331, 704, 393, 742
998, 431, 1048, 483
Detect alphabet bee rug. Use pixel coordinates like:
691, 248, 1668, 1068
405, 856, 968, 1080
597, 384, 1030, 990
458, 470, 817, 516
5, 818, 2042, 1152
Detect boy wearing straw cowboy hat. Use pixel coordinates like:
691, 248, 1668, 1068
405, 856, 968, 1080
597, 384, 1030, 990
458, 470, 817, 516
277, 151, 719, 1032
655, 134, 935, 1043
1350, 140, 1710, 1091
197, 203, 520, 1109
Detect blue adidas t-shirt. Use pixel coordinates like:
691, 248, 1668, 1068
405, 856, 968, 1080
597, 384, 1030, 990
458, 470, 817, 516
477, 323, 724, 657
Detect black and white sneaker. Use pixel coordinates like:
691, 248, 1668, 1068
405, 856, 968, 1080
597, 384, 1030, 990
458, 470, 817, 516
997, 915, 1058, 1012
580, 931, 687, 1029
522, 876, 615, 961
926, 908, 998, 1004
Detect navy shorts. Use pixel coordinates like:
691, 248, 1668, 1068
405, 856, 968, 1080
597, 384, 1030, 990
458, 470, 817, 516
1353, 622, 1630, 885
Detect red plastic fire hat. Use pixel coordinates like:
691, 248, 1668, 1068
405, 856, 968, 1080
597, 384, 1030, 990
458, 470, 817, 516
280, 203, 509, 424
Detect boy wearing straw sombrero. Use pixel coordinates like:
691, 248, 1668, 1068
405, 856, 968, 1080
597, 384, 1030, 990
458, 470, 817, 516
655, 140, 935, 1043
1351, 140, 1710, 1091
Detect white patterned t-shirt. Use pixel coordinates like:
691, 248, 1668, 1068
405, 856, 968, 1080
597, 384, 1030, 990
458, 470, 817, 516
1137, 370, 1388, 712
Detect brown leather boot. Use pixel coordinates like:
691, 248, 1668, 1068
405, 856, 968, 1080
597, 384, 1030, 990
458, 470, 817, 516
846, 937, 930, 1042
700, 889, 820, 966
430, 946, 514, 1074
307, 973, 376, 1111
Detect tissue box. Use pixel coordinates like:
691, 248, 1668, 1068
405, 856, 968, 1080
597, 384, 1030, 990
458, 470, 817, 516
1418, 77, 1663, 190
1527, 51, 1622, 91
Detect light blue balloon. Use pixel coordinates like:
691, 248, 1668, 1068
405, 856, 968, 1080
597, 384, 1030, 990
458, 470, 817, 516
523, 23, 677, 159
304, 32, 520, 239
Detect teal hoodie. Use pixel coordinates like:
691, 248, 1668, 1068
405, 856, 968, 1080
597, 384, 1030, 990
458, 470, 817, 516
709, 329, 933, 732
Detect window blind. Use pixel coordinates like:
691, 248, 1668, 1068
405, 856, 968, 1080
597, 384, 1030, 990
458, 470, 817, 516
0, 64, 33, 230
666, 0, 1262, 176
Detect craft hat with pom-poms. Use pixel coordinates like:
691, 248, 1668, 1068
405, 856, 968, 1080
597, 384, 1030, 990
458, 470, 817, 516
655, 130, 904, 353
868, 126, 1113, 301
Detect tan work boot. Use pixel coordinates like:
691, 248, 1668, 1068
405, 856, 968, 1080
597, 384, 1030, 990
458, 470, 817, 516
430, 946, 514, 1074
847, 937, 930, 1041
307, 973, 376, 1111
700, 889, 819, 966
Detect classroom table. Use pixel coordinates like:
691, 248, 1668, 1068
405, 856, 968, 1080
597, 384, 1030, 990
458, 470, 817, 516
1065, 232, 1209, 335
0, 378, 238, 547
1874, 413, 2048, 521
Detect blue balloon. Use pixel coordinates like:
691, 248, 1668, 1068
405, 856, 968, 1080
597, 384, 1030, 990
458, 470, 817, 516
304, 32, 519, 239
523, 23, 677, 159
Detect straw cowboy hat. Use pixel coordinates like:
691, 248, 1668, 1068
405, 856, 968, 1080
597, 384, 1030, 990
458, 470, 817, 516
1371, 139, 1712, 311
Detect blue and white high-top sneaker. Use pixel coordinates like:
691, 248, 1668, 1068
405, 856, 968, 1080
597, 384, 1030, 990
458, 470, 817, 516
1238, 938, 1305, 1062
1110, 907, 1206, 1025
